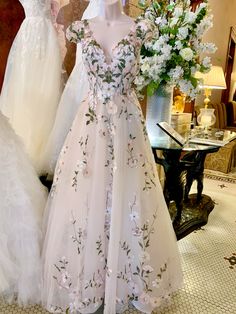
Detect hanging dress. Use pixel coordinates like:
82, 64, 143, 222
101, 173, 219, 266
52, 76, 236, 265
42, 18, 183, 314
41, 0, 102, 175
0, 0, 62, 174
0, 111, 47, 305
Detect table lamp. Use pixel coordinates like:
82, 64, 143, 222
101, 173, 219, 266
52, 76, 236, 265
196, 65, 227, 107
195, 66, 227, 130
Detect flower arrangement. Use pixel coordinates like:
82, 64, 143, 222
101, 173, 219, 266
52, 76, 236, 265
135, 0, 217, 99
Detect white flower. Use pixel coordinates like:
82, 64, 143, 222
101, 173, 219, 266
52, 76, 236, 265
152, 278, 162, 287
160, 44, 172, 57
77, 160, 87, 172
132, 226, 143, 237
149, 64, 163, 81
199, 42, 217, 54
168, 66, 184, 81
169, 17, 179, 27
163, 294, 171, 302
196, 15, 213, 36
144, 10, 154, 21
109, 124, 116, 136
141, 61, 151, 73
150, 297, 162, 308
174, 40, 183, 50
177, 27, 189, 40
202, 56, 212, 69
144, 41, 154, 50
155, 55, 167, 64
113, 161, 117, 172
143, 265, 154, 273
97, 113, 102, 121
173, 7, 183, 18
78, 301, 87, 309
190, 66, 197, 75
56, 166, 62, 175
99, 129, 106, 137
155, 17, 167, 28
139, 251, 150, 262
139, 292, 151, 304
155, 17, 162, 25
134, 75, 145, 87
195, 2, 207, 15
158, 34, 170, 46
129, 211, 139, 221
129, 281, 140, 294
180, 47, 194, 61
106, 101, 117, 115
178, 79, 200, 99
128, 157, 139, 167
184, 11, 196, 24
61, 271, 70, 284
135, 0, 216, 99
61, 256, 67, 263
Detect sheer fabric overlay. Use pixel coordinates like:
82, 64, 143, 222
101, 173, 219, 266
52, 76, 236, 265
0, 0, 62, 174
42, 18, 183, 314
0, 112, 47, 305
41, 0, 103, 175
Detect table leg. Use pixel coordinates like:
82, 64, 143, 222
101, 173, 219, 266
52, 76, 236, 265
182, 151, 208, 202
152, 148, 185, 221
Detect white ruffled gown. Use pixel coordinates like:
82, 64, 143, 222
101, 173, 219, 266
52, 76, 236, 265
41, 0, 102, 175
0, 112, 47, 305
42, 18, 183, 314
0, 0, 62, 174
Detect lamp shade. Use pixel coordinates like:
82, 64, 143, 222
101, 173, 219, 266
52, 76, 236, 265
195, 66, 227, 90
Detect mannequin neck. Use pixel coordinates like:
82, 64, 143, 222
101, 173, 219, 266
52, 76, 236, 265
100, 0, 123, 21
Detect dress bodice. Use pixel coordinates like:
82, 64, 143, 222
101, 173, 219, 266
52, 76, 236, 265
66, 18, 153, 101
19, 0, 51, 18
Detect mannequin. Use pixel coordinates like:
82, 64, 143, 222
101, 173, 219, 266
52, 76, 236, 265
88, 0, 134, 63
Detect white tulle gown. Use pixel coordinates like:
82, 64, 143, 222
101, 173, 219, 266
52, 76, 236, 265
0, 112, 47, 305
42, 17, 183, 314
0, 0, 62, 174
42, 0, 102, 175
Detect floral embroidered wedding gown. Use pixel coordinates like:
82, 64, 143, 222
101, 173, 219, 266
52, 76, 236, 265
42, 18, 183, 314
0, 0, 62, 174
0, 112, 47, 305
41, 0, 103, 175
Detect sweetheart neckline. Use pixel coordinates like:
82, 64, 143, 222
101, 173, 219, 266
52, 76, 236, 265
84, 19, 138, 66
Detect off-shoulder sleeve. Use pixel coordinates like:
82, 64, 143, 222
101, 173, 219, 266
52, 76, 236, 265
66, 20, 85, 44
136, 18, 155, 44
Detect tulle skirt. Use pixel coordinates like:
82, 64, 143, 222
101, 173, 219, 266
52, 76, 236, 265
0, 112, 47, 305
0, 16, 62, 174
42, 91, 183, 314
41, 45, 89, 175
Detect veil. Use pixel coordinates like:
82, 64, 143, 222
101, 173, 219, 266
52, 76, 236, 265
41, 0, 103, 175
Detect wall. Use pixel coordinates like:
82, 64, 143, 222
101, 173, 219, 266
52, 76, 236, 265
0, 0, 24, 92
196, 0, 236, 105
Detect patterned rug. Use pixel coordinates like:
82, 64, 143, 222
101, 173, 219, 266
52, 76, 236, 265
1, 177, 236, 313
204, 168, 236, 184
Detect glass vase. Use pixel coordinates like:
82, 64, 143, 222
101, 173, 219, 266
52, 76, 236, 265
146, 84, 173, 145
197, 108, 216, 132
